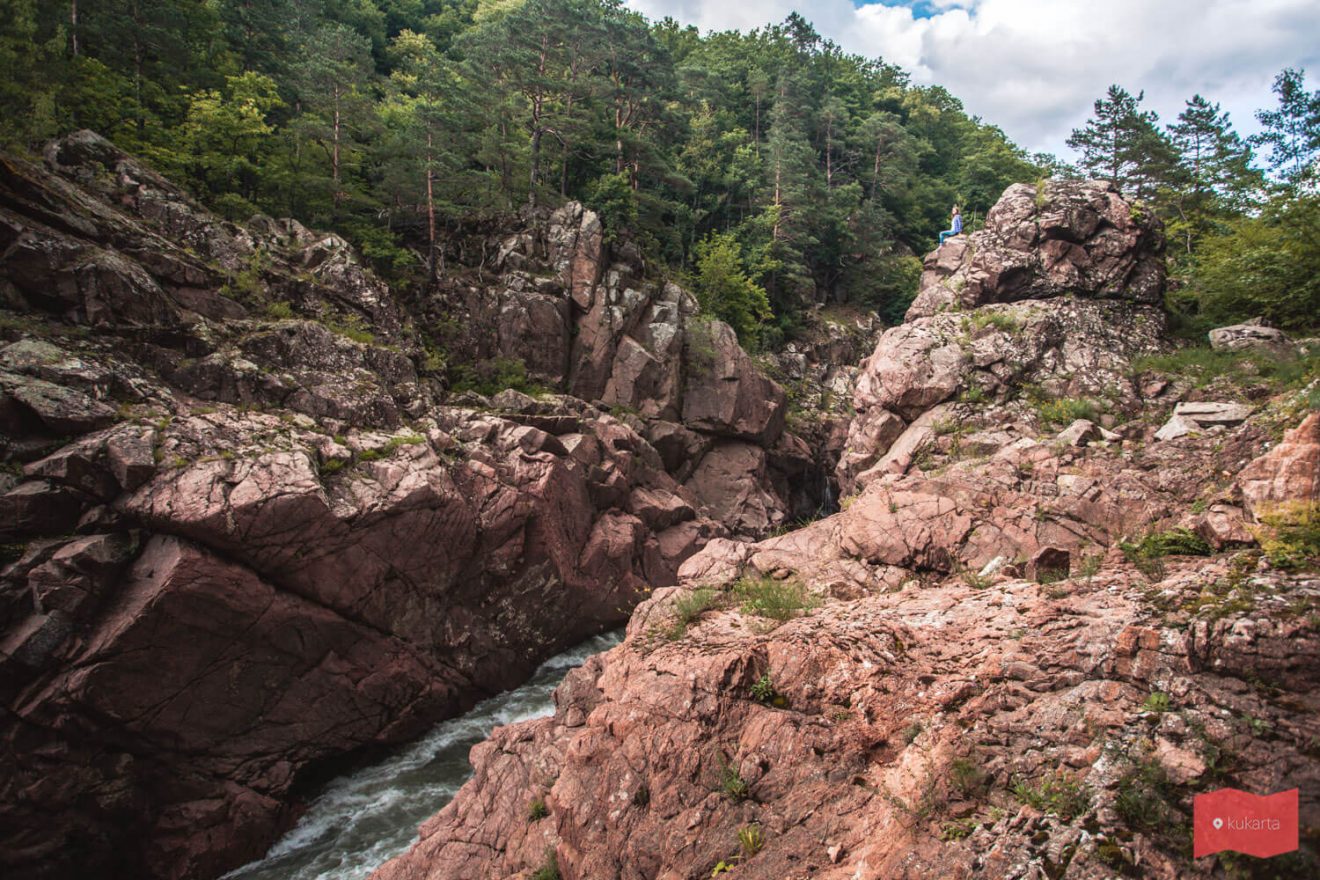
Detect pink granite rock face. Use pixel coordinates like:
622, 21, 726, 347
906, 179, 1166, 320
0, 132, 744, 880
1238, 412, 1320, 515
372, 395, 1318, 880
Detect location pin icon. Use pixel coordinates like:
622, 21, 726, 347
1213, 818, 1224, 830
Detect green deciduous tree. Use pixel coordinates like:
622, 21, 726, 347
693, 231, 771, 344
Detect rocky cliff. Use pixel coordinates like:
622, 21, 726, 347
372, 181, 1319, 880
0, 132, 858, 879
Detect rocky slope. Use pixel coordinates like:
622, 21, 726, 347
0, 132, 855, 880
373, 181, 1319, 880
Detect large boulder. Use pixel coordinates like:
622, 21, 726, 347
906, 179, 1166, 320
681, 320, 788, 446
1209, 319, 1294, 355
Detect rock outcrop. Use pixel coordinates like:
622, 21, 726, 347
0, 131, 802, 880
373, 406, 1320, 880
906, 179, 1165, 320
372, 180, 1319, 880
837, 298, 1166, 493
419, 201, 860, 536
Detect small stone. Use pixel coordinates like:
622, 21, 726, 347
1057, 419, 1100, 447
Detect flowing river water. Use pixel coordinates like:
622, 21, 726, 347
222, 630, 624, 880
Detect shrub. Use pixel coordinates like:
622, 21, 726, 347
1121, 528, 1212, 560
749, 673, 779, 705
1191, 193, 1320, 331
527, 797, 548, 822
1034, 397, 1098, 428
1255, 501, 1319, 571
327, 312, 376, 344
965, 311, 1022, 334
1114, 758, 1171, 830
265, 300, 293, 320
530, 847, 560, 880
737, 823, 764, 858
733, 575, 817, 622
949, 758, 986, 798
1133, 346, 1319, 392
716, 754, 750, 802
692, 231, 772, 346
450, 356, 548, 397
584, 171, 638, 244
1142, 692, 1171, 713
667, 587, 720, 640
1011, 770, 1092, 819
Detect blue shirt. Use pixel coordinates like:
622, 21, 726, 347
952, 214, 963, 233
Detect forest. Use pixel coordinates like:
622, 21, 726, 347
1, 0, 1317, 341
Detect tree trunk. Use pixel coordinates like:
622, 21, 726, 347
332, 88, 342, 214
528, 128, 542, 208
425, 130, 437, 277
753, 96, 761, 157
825, 118, 833, 188
70, 1, 78, 57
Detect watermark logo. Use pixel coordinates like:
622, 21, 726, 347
1194, 788, 1298, 859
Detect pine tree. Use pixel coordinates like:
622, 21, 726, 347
1251, 68, 1320, 187
292, 22, 376, 218
1066, 85, 1163, 195
1167, 95, 1260, 251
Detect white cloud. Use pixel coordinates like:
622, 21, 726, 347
625, 0, 1320, 157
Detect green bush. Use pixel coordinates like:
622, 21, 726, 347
584, 171, 638, 244
1191, 194, 1320, 331
732, 575, 817, 622
1133, 346, 1319, 391
1142, 691, 1171, 713
737, 823, 764, 858
692, 231, 772, 346
265, 301, 293, 319
1121, 528, 1212, 560
666, 587, 720, 640
1256, 501, 1319, 571
1114, 758, 1172, 831
716, 754, 749, 802
449, 357, 548, 397
1034, 397, 1098, 428
1011, 770, 1092, 819
530, 847, 560, 880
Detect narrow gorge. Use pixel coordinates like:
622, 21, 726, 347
2, 130, 1315, 880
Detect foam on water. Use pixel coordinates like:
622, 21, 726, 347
222, 630, 623, 880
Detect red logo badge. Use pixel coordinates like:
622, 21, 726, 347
1194, 788, 1299, 859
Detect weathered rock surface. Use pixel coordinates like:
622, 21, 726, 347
374, 393, 1320, 880
375, 549, 1318, 880
838, 298, 1166, 493
1238, 411, 1320, 515
0, 132, 783, 880
906, 179, 1166, 320
419, 198, 833, 534
371, 178, 1319, 880
1208, 319, 1294, 355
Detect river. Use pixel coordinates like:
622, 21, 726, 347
222, 630, 623, 880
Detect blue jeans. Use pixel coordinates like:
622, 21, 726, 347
939, 229, 959, 245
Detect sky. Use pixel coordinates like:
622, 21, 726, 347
623, 0, 1320, 160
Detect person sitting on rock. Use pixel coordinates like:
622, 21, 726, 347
938, 205, 963, 246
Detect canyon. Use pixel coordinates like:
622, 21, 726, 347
0, 133, 1316, 880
